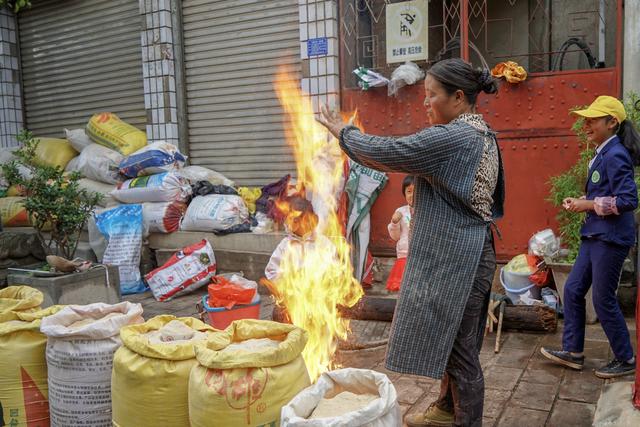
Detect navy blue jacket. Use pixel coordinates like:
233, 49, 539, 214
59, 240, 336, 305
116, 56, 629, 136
581, 136, 638, 247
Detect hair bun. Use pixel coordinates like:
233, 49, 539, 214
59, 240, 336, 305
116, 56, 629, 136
478, 68, 498, 94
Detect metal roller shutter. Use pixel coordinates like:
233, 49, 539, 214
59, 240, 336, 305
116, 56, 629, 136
18, 0, 145, 137
182, 0, 300, 186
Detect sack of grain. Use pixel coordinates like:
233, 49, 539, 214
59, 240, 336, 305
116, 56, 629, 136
111, 315, 216, 427
112, 172, 191, 204
189, 319, 310, 427
33, 137, 79, 170
64, 128, 94, 152
181, 194, 249, 232
0, 196, 31, 227
142, 201, 187, 233
175, 165, 234, 187
0, 300, 63, 427
77, 178, 117, 207
40, 302, 144, 427
281, 368, 401, 427
86, 112, 147, 156
144, 239, 216, 302
119, 142, 187, 178
66, 143, 124, 184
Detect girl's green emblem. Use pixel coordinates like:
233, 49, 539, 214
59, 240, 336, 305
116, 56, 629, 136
591, 170, 601, 184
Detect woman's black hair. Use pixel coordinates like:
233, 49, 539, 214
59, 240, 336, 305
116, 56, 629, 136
402, 175, 415, 196
427, 58, 498, 105
616, 119, 640, 166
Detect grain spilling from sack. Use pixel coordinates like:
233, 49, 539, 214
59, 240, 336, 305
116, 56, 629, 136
309, 392, 378, 419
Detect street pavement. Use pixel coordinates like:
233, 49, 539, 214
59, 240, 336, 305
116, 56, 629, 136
124, 289, 637, 426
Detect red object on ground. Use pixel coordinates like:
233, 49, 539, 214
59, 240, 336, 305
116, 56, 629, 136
634, 271, 640, 409
201, 295, 260, 330
208, 276, 256, 309
386, 257, 407, 292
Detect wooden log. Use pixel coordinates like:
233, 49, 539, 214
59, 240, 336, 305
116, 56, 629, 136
502, 304, 557, 332
338, 296, 396, 322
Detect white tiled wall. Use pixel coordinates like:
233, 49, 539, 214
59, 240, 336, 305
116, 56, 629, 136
139, 0, 179, 146
299, 1, 340, 113
0, 8, 22, 148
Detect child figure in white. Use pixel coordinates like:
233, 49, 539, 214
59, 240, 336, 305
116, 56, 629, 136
386, 176, 414, 292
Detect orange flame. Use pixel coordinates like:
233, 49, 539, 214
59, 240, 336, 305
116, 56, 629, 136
272, 69, 364, 381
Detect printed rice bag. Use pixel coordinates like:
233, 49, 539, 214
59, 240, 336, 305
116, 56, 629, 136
142, 201, 187, 234
86, 112, 147, 156
144, 239, 217, 302
112, 172, 191, 204
119, 142, 187, 178
180, 195, 249, 232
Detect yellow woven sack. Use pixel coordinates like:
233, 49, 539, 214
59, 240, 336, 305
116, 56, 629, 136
189, 319, 310, 427
237, 187, 262, 214
0, 305, 63, 427
0, 196, 31, 227
33, 137, 79, 169
86, 112, 147, 156
111, 315, 217, 427
0, 285, 44, 322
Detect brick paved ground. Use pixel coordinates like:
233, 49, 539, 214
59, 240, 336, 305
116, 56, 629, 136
125, 289, 637, 426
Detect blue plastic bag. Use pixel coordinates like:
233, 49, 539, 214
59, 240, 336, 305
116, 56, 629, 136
96, 204, 147, 295
119, 142, 187, 178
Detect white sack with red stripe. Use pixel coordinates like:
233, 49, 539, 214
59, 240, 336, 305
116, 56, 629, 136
144, 239, 217, 302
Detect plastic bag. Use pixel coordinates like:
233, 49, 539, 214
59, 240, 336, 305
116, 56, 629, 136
189, 320, 310, 427
144, 239, 217, 302
40, 302, 144, 427
388, 61, 425, 96
96, 204, 147, 295
142, 201, 187, 234
528, 229, 560, 257
175, 165, 234, 187
34, 137, 79, 170
208, 274, 257, 309
281, 368, 401, 427
64, 128, 94, 152
119, 141, 187, 178
251, 211, 274, 234
77, 178, 117, 207
181, 194, 249, 232
353, 67, 389, 90
86, 112, 147, 156
112, 172, 192, 204
67, 143, 124, 184
237, 186, 262, 214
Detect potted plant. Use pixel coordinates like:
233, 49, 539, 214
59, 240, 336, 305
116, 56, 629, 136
546, 94, 640, 322
0, 130, 101, 260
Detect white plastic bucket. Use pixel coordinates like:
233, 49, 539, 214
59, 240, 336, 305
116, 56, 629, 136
500, 269, 541, 303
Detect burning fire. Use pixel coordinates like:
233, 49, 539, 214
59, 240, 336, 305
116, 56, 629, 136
271, 70, 364, 381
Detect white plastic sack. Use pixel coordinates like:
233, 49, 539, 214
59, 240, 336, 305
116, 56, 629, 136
96, 204, 147, 295
77, 178, 118, 207
281, 368, 401, 427
388, 61, 425, 96
64, 128, 94, 152
175, 165, 234, 187
112, 172, 191, 204
528, 228, 560, 257
40, 302, 144, 427
0, 148, 32, 185
181, 195, 249, 232
144, 239, 217, 302
119, 142, 187, 178
68, 143, 124, 184
142, 201, 187, 234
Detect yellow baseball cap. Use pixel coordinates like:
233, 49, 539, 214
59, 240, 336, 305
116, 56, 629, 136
571, 95, 626, 123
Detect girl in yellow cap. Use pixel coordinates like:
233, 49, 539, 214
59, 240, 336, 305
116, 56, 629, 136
541, 95, 640, 378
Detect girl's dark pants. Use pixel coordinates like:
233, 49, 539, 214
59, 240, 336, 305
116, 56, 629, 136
562, 238, 634, 361
436, 226, 496, 426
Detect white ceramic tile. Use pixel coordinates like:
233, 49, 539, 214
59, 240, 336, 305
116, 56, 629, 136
310, 78, 319, 95
301, 78, 310, 94
159, 124, 166, 139
143, 78, 150, 95
326, 19, 335, 37
328, 38, 338, 55
326, 56, 337, 74
317, 21, 325, 37
308, 22, 316, 39
327, 74, 338, 92
169, 92, 177, 108
310, 58, 318, 76
318, 76, 327, 93
299, 5, 307, 23
146, 125, 153, 138
325, 1, 334, 19
170, 108, 177, 123
308, 3, 316, 21
152, 108, 158, 123
318, 57, 327, 75
299, 23, 307, 41
300, 42, 308, 59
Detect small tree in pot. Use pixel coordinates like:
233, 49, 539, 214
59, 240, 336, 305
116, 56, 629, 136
1, 131, 101, 260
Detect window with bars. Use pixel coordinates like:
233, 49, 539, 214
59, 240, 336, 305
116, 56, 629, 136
339, 0, 619, 89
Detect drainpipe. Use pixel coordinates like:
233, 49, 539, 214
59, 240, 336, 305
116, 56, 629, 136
623, 0, 640, 97
170, 0, 189, 158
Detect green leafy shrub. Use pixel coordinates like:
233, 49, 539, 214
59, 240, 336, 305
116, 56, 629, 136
0, 0, 31, 13
1, 130, 101, 259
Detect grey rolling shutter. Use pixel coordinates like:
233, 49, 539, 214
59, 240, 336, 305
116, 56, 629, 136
18, 0, 145, 137
182, 0, 300, 186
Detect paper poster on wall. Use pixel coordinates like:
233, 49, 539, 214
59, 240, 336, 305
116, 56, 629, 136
386, 0, 428, 64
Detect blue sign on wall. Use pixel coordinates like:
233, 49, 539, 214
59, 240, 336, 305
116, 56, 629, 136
307, 37, 328, 56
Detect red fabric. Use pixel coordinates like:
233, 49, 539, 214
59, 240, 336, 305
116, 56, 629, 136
634, 271, 640, 409
386, 257, 407, 292
526, 254, 550, 287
